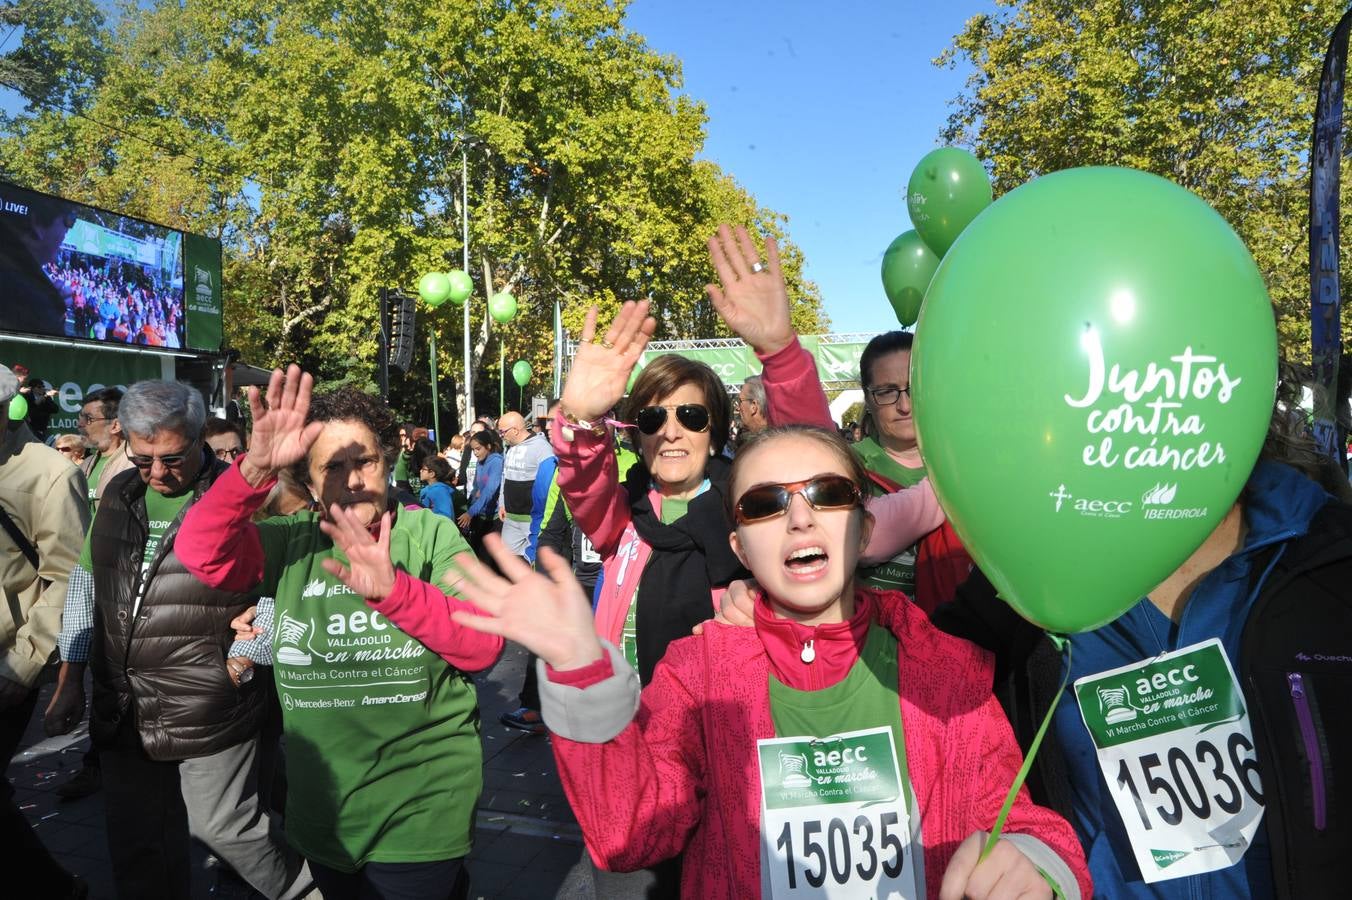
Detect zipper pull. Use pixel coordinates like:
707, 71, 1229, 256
800, 639, 816, 664
1288, 671, 1304, 699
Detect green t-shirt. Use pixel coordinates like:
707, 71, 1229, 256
852, 438, 926, 595
767, 624, 912, 815
86, 453, 108, 517
256, 506, 480, 870
392, 452, 409, 484
621, 495, 690, 670
79, 486, 193, 609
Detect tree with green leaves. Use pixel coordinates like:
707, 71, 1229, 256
0, 0, 826, 428
939, 0, 1352, 360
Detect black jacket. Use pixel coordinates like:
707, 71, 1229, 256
933, 501, 1352, 900
88, 453, 264, 760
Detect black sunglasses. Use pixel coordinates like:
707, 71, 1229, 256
734, 474, 862, 524
635, 404, 710, 436
126, 442, 196, 470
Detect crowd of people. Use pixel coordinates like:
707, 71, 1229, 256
44, 251, 186, 347
0, 224, 1347, 900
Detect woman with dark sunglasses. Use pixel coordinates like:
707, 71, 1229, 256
408, 424, 1090, 900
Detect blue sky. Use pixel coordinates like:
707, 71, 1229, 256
625, 0, 994, 335
2, 1, 994, 336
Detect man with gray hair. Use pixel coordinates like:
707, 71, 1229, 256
45, 379, 311, 900
736, 374, 769, 438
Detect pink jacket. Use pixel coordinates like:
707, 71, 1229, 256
553, 337, 942, 645
550, 589, 1093, 900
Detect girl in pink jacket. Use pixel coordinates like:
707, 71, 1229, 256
443, 414, 1091, 900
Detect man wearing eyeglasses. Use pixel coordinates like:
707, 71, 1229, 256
46, 380, 311, 900
77, 386, 134, 520
0, 365, 90, 899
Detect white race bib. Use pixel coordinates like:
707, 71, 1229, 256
1073, 638, 1265, 882
758, 726, 918, 899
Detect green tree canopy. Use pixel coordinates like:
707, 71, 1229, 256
0, 0, 826, 426
939, 0, 1352, 360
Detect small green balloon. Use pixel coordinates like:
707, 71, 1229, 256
512, 360, 532, 387
446, 270, 473, 305
489, 292, 517, 324
418, 272, 451, 307
906, 147, 993, 259
880, 230, 940, 327
7, 393, 27, 422
912, 167, 1276, 634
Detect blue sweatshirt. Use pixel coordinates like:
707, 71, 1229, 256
419, 481, 455, 518
467, 452, 503, 519
1051, 462, 1330, 900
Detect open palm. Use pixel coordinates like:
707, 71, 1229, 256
319, 507, 397, 600
446, 537, 603, 672
246, 364, 325, 473
706, 224, 794, 356
560, 301, 657, 421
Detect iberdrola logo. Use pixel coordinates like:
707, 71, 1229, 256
1141, 483, 1178, 506
1151, 849, 1190, 869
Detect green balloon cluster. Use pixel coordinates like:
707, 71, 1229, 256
418, 272, 451, 308
880, 147, 994, 329
512, 360, 532, 387
906, 147, 993, 259
911, 167, 1277, 634
879, 231, 939, 327
489, 292, 517, 324
8, 393, 27, 422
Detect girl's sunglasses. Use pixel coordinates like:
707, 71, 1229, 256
634, 404, 710, 435
734, 475, 862, 524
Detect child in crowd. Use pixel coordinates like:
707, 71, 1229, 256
419, 456, 456, 518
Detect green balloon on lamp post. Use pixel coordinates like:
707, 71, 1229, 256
489, 293, 519, 414
446, 270, 473, 305
418, 272, 452, 307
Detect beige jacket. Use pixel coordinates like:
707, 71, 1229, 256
80, 442, 136, 514
0, 423, 90, 687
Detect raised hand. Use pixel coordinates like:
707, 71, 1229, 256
706, 224, 794, 356
239, 364, 325, 485
560, 301, 657, 422
319, 506, 397, 600
446, 536, 603, 672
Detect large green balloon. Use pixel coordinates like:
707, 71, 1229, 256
512, 360, 532, 387
418, 272, 451, 307
906, 147, 993, 258
880, 230, 939, 327
488, 292, 517, 324
8, 393, 27, 422
446, 270, 473, 305
912, 167, 1277, 634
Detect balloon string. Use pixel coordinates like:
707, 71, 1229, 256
981, 633, 1072, 860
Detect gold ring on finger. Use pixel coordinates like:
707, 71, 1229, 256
600, 339, 615, 350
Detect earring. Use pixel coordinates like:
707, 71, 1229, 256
709, 446, 716, 457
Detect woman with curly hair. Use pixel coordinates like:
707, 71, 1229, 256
176, 372, 502, 900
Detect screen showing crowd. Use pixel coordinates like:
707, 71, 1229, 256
0, 182, 187, 349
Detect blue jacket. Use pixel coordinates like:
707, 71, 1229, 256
1052, 463, 1328, 899
419, 481, 455, 518
467, 452, 503, 519
524, 457, 558, 564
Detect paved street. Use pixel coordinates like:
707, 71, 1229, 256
8, 643, 594, 899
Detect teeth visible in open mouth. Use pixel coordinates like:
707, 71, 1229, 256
788, 546, 826, 561
659, 450, 687, 457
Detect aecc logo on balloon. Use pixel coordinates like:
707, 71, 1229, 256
1048, 484, 1133, 518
